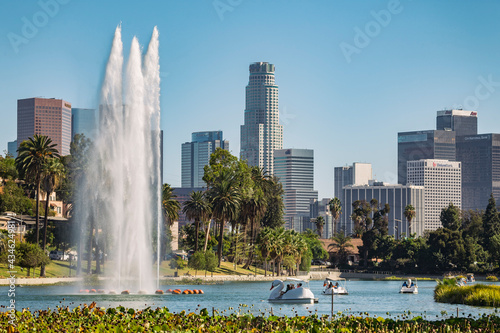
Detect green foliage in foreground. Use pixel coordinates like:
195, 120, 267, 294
435, 283, 500, 307
2, 304, 500, 332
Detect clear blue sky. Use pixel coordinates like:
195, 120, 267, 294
1, 0, 500, 199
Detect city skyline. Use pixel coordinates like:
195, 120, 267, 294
1, 1, 500, 199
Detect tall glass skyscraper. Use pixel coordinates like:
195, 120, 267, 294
181, 131, 229, 188
436, 109, 478, 137
397, 130, 456, 185
274, 149, 318, 233
72, 108, 97, 141
240, 62, 283, 175
457, 134, 500, 211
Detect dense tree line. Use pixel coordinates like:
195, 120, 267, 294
346, 195, 500, 274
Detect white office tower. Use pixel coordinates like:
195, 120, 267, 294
407, 159, 462, 231
240, 62, 283, 175
274, 149, 318, 232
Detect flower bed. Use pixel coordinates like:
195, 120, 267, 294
2, 303, 500, 332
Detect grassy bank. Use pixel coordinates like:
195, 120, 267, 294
0, 260, 267, 280
435, 282, 500, 307
2, 304, 500, 332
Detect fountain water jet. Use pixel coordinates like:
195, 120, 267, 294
77, 25, 162, 292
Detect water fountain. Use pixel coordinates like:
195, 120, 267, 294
76, 25, 162, 293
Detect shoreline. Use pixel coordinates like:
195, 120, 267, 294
0, 271, 340, 286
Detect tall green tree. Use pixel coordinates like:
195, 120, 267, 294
440, 203, 461, 231
0, 180, 33, 215
404, 204, 416, 236
15, 135, 60, 245
183, 191, 212, 252
483, 194, 500, 263
207, 169, 241, 266
256, 227, 273, 276
329, 197, 342, 234
40, 157, 65, 277
314, 216, 325, 238
16, 242, 50, 277
162, 183, 181, 260
329, 231, 354, 266
260, 176, 285, 229
0, 154, 18, 180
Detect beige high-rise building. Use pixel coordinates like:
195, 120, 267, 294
407, 159, 462, 231
240, 62, 283, 175
17, 97, 72, 156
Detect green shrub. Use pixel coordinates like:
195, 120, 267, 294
3, 305, 500, 332
487, 275, 498, 281
435, 283, 500, 307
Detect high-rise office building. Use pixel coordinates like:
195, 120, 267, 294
457, 134, 500, 211
17, 97, 72, 156
72, 108, 97, 141
398, 130, 456, 185
436, 109, 478, 137
407, 159, 461, 231
334, 163, 372, 205
274, 149, 318, 232
342, 182, 425, 237
7, 140, 17, 157
310, 198, 334, 238
240, 62, 283, 175
181, 131, 229, 188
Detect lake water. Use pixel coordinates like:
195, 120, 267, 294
1, 280, 499, 319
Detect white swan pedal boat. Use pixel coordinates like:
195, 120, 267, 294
399, 278, 418, 294
322, 277, 348, 295
268, 278, 318, 304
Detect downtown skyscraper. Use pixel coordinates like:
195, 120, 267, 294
17, 97, 72, 156
240, 62, 283, 175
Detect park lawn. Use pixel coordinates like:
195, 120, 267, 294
0, 259, 267, 279
0, 260, 81, 278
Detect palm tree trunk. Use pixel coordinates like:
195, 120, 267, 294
95, 241, 101, 274
35, 180, 41, 245
195, 218, 200, 251
87, 217, 94, 274
40, 192, 50, 277
217, 219, 224, 267
203, 220, 211, 252
243, 218, 255, 270
264, 258, 267, 277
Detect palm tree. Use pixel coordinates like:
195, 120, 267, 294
256, 227, 272, 276
315, 216, 325, 238
291, 232, 307, 275
404, 204, 416, 236
161, 183, 180, 260
182, 191, 212, 252
15, 135, 60, 245
268, 227, 285, 276
329, 197, 342, 234
208, 170, 241, 266
242, 167, 269, 269
162, 183, 180, 226
40, 157, 65, 277
329, 231, 354, 266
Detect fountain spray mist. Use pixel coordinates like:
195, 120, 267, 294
78, 25, 161, 292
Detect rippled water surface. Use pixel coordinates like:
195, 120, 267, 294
1, 280, 498, 319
